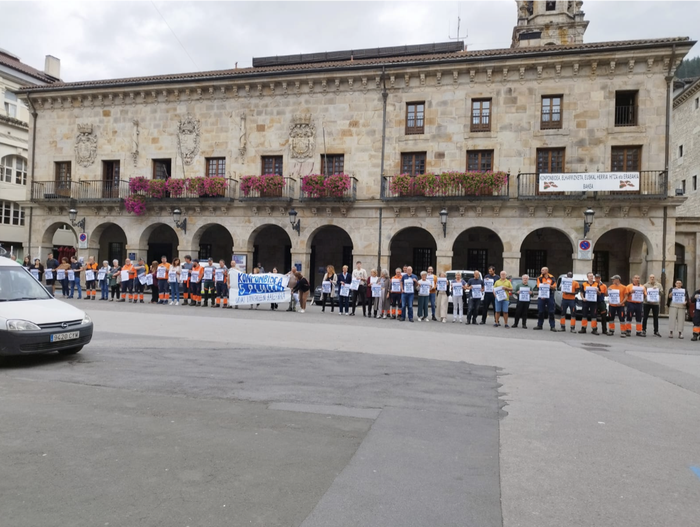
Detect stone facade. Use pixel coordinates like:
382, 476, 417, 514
18, 5, 697, 294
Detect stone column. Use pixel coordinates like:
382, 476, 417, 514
78, 244, 100, 262
502, 251, 521, 275
291, 249, 311, 276
125, 244, 148, 263
436, 250, 453, 274
352, 252, 380, 273
572, 256, 593, 275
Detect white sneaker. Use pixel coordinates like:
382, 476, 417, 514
442, 318, 446, 323
175, 301, 179, 306
169, 300, 174, 305
452, 319, 456, 323
416, 318, 421, 322
300, 309, 305, 313
382, 314, 387, 319
459, 318, 463, 323
338, 312, 343, 316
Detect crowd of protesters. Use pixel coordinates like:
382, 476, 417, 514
18, 252, 700, 340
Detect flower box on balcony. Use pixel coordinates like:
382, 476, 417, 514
240, 174, 285, 198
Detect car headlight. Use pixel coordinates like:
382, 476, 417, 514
7, 319, 41, 331
82, 314, 92, 325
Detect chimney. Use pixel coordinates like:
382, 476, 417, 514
44, 55, 61, 80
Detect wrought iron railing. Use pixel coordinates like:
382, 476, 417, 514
75, 180, 129, 201
517, 171, 668, 200
517, 173, 586, 200
380, 174, 509, 200
238, 177, 296, 201
31, 180, 74, 201
299, 176, 357, 201
614, 105, 637, 127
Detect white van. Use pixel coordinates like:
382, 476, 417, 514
0, 253, 93, 357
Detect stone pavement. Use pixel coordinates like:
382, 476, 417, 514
2, 299, 700, 527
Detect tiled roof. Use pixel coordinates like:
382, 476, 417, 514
673, 76, 700, 108
20, 36, 694, 93
0, 52, 58, 84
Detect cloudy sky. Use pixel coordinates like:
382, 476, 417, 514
2, 1, 699, 82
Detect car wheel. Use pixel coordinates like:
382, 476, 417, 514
58, 346, 83, 356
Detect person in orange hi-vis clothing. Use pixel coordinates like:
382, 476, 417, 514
132, 257, 148, 304
214, 259, 229, 308
625, 275, 646, 337
558, 271, 580, 332
578, 272, 601, 335
606, 275, 628, 338
189, 259, 203, 306
156, 256, 171, 305
118, 258, 135, 303
84, 256, 99, 301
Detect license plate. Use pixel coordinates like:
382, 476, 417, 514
50, 331, 79, 342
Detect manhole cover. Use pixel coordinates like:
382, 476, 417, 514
581, 342, 610, 348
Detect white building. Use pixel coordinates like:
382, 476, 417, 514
0, 49, 60, 259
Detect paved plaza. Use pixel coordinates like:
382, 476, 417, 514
2, 300, 700, 527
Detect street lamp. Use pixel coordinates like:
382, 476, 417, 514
172, 208, 187, 235
439, 208, 448, 238
288, 208, 300, 236
583, 208, 595, 238
68, 208, 86, 233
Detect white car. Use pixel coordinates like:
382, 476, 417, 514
0, 253, 93, 357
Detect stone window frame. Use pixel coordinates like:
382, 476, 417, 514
470, 98, 492, 132
401, 152, 427, 176
610, 145, 642, 172
152, 159, 172, 180
1, 155, 27, 185
320, 154, 344, 175
260, 156, 283, 176
540, 95, 563, 130
614, 90, 638, 127
0, 200, 25, 226
405, 101, 425, 135
206, 157, 227, 177
54, 161, 71, 187
467, 150, 494, 171
678, 145, 684, 159
536, 147, 565, 174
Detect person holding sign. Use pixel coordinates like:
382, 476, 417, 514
320, 265, 338, 313
83, 256, 99, 301
213, 259, 228, 308
465, 270, 484, 325
436, 272, 449, 323
493, 271, 513, 328
109, 259, 121, 301
181, 255, 193, 305
31, 258, 44, 283
148, 260, 159, 303
189, 260, 203, 306
337, 265, 352, 315
170, 258, 182, 306
512, 274, 532, 329
131, 258, 148, 304
642, 274, 663, 337
389, 268, 403, 319
351, 261, 369, 317
379, 269, 391, 319
416, 271, 432, 321
45, 252, 58, 293
606, 275, 628, 337
69, 256, 84, 299
534, 267, 556, 332
667, 281, 689, 339
578, 272, 601, 334
56, 257, 71, 298
98, 260, 110, 300
625, 275, 646, 337
369, 269, 382, 318
118, 258, 135, 302
559, 271, 580, 333
450, 272, 466, 323
401, 266, 418, 322
480, 267, 498, 325
199, 258, 216, 307
427, 266, 438, 321
155, 256, 171, 305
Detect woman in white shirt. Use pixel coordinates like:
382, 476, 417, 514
417, 271, 431, 322
369, 269, 381, 318
320, 265, 338, 313
169, 258, 181, 305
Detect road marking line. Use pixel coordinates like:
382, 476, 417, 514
691, 466, 700, 480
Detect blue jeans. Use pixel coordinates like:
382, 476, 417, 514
100, 280, 109, 299
339, 294, 350, 313
169, 282, 180, 302
537, 296, 555, 328
69, 280, 81, 298
418, 296, 429, 319
401, 293, 414, 320
429, 293, 436, 317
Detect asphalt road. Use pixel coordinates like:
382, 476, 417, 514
2, 299, 700, 527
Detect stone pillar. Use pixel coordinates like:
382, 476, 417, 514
436, 250, 453, 274
629, 255, 646, 281
125, 244, 147, 263
78, 244, 99, 262
572, 257, 593, 275
502, 251, 521, 275
178, 247, 200, 262
352, 252, 380, 273
238, 250, 254, 273
291, 249, 311, 276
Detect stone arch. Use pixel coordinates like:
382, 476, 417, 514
137, 222, 180, 264
307, 225, 354, 289
89, 221, 128, 265
389, 227, 437, 274
592, 228, 653, 283
452, 227, 505, 275
519, 227, 575, 277
191, 223, 234, 262
41, 221, 79, 248
247, 224, 292, 273
39, 222, 79, 265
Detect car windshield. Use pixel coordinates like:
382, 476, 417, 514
0, 266, 52, 301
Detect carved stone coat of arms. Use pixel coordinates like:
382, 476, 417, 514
75, 123, 97, 167
289, 115, 315, 159
177, 114, 201, 166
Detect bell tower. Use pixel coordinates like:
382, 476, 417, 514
512, 1, 589, 48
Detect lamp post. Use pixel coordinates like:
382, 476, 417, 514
289, 208, 300, 236
68, 209, 86, 233
172, 208, 187, 235
439, 208, 448, 238
583, 208, 595, 238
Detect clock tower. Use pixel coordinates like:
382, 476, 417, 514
512, 1, 589, 48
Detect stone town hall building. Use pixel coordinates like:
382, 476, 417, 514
18, 1, 697, 292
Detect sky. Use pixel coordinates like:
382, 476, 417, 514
2, 0, 699, 83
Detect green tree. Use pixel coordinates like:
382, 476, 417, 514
676, 56, 700, 79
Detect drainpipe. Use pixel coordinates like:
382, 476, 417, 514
662, 44, 676, 309
26, 94, 38, 260
378, 67, 388, 273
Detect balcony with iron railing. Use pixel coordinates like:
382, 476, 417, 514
75, 180, 130, 202
614, 105, 637, 127
380, 172, 510, 201
31, 180, 75, 202
517, 170, 668, 200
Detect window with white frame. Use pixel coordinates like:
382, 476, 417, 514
0, 201, 25, 226
1, 156, 27, 185
4, 90, 18, 118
